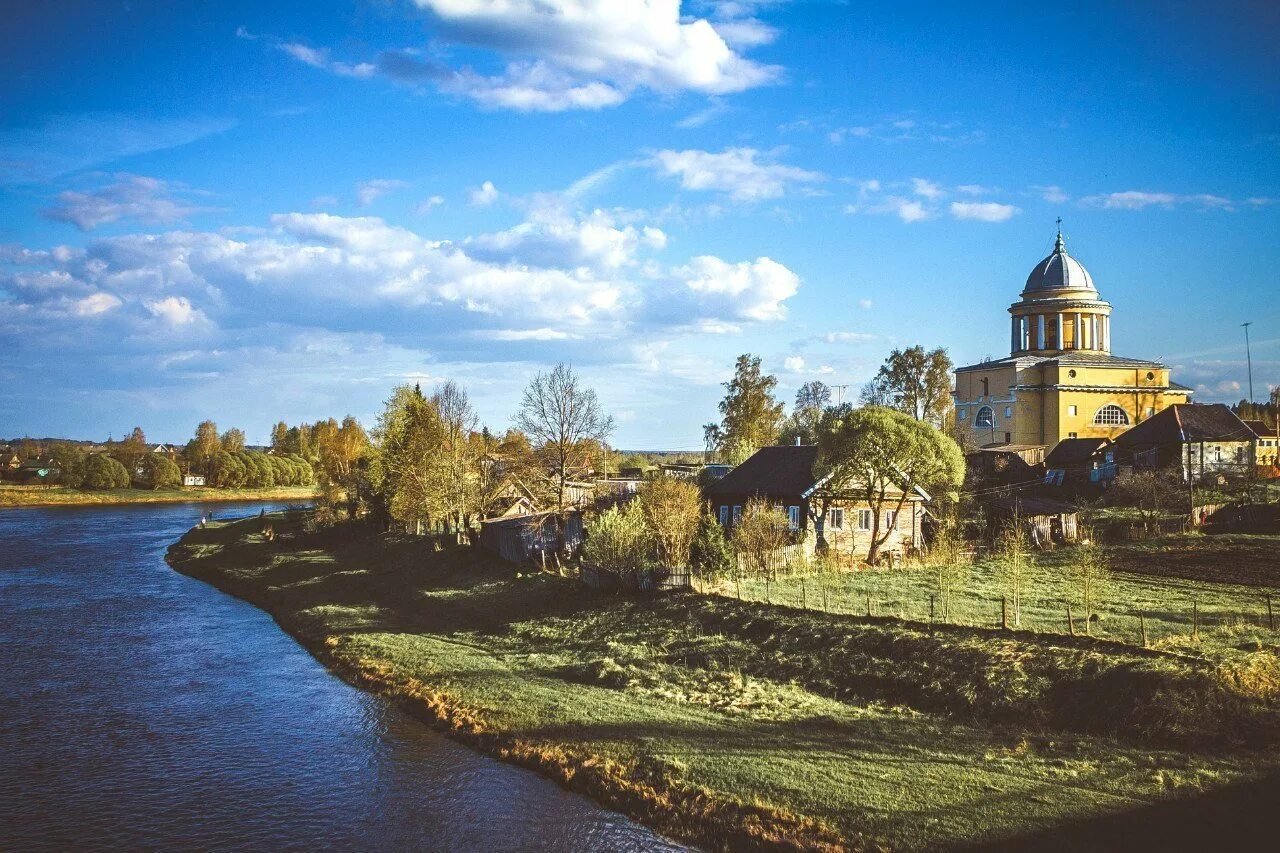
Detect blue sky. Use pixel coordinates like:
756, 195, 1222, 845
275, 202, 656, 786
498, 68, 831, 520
2, 0, 1277, 448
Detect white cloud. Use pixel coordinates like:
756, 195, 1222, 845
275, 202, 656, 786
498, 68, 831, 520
470, 180, 500, 206
950, 201, 1020, 222
269, 1, 781, 111
145, 295, 201, 325
893, 199, 930, 223
42, 174, 209, 231
1080, 191, 1235, 211
356, 178, 407, 207
279, 42, 376, 79
858, 299, 873, 309
670, 255, 799, 321
911, 178, 945, 200
783, 355, 805, 372
652, 147, 822, 201
74, 292, 122, 316
416, 195, 446, 214
824, 330, 875, 343
1034, 185, 1070, 204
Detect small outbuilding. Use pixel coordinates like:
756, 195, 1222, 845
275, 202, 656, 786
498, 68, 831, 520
985, 496, 1080, 548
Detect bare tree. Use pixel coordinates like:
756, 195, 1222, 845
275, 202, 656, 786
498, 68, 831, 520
732, 498, 791, 583
638, 476, 702, 568
514, 363, 614, 516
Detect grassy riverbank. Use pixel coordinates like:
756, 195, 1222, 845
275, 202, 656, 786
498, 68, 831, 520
166, 513, 1280, 851
0, 484, 316, 509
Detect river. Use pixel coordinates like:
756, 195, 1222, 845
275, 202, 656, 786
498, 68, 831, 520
0, 502, 685, 851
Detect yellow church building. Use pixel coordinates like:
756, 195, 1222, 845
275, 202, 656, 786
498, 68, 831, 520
954, 228, 1192, 453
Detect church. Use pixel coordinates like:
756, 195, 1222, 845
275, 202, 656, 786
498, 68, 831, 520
953, 227, 1192, 454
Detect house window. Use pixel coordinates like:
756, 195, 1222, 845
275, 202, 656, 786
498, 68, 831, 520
958, 407, 967, 419
1068, 369, 1077, 378
974, 406, 995, 429
1068, 405, 1077, 416
732, 505, 742, 524
1004, 406, 1013, 418
788, 506, 800, 531
829, 508, 844, 529
884, 510, 897, 529
1093, 404, 1129, 426
856, 509, 872, 531
1068, 432, 1078, 439
719, 505, 729, 526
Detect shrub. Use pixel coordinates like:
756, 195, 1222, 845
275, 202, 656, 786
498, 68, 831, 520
137, 454, 182, 490
82, 454, 130, 490
690, 510, 733, 579
637, 476, 702, 568
582, 503, 653, 575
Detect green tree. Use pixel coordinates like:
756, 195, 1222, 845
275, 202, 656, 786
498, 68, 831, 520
113, 427, 149, 476
188, 420, 221, 474
690, 510, 733, 582
369, 385, 451, 531
816, 405, 964, 564
713, 354, 784, 460
137, 454, 182, 490
83, 454, 130, 490
514, 363, 614, 516
210, 452, 246, 488
270, 421, 289, 453
1071, 540, 1112, 635
314, 417, 368, 518
996, 521, 1029, 627
779, 380, 832, 446
50, 442, 88, 488
860, 346, 954, 428
732, 498, 790, 583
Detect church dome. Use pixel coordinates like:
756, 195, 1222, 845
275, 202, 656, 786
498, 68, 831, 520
1023, 231, 1095, 295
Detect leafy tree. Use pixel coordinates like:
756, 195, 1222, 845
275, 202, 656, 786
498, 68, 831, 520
779, 380, 831, 446
690, 510, 733, 581
220, 428, 246, 453
860, 346, 954, 428
581, 503, 653, 577
113, 427, 149, 476
83, 454, 130, 490
270, 421, 289, 453
795, 380, 831, 412
713, 354, 784, 461
816, 405, 964, 564
210, 452, 246, 488
732, 498, 790, 582
137, 454, 181, 490
923, 523, 968, 621
188, 420, 221, 475
433, 381, 484, 536
50, 442, 88, 488
314, 416, 369, 518
996, 521, 1030, 627
369, 385, 452, 532
637, 476, 702, 568
514, 363, 614, 516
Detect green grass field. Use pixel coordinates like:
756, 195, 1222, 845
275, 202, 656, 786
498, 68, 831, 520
166, 514, 1280, 851
731, 534, 1280, 656
0, 484, 317, 508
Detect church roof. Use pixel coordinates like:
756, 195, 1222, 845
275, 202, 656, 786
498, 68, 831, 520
955, 352, 1164, 372
1023, 230, 1095, 295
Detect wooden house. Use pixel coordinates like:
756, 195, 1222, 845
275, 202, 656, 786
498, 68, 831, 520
704, 445, 929, 562
1043, 438, 1114, 488
1113, 403, 1256, 482
985, 496, 1080, 547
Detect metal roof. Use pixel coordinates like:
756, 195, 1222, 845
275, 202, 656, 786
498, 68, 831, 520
1023, 231, 1096, 295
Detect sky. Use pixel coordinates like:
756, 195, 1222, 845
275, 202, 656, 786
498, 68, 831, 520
1, 0, 1278, 448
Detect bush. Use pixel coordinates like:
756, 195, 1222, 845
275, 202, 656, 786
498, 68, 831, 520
136, 454, 182, 490
582, 503, 653, 575
690, 511, 733, 579
82, 454, 130, 490
210, 451, 247, 488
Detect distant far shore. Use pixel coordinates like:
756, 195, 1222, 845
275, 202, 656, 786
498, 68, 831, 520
0, 484, 317, 509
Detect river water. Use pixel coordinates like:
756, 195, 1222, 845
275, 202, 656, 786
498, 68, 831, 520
0, 503, 684, 852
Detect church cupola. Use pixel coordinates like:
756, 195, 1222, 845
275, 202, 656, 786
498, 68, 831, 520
1009, 224, 1112, 356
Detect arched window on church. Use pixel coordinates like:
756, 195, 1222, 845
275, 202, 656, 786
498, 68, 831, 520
1093, 404, 1129, 426
974, 406, 995, 429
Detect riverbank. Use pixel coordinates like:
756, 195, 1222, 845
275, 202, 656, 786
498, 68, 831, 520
166, 512, 1280, 851
0, 484, 316, 509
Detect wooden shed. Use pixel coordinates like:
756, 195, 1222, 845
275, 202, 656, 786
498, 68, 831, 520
477, 511, 583, 565
986, 496, 1080, 548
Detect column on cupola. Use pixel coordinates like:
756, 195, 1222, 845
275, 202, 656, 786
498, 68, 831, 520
1091, 315, 1099, 351
1055, 314, 1064, 351
1073, 314, 1082, 349
1102, 315, 1110, 351
1035, 315, 1045, 350
1011, 316, 1019, 353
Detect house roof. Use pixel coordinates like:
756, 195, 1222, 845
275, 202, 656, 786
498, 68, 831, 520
1114, 404, 1255, 448
988, 496, 1079, 517
1045, 437, 1109, 467
1242, 419, 1278, 438
704, 445, 819, 498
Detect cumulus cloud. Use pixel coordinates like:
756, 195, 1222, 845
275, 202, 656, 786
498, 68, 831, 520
783, 355, 805, 372
41, 174, 210, 231
1080, 191, 1235, 211
911, 178, 945, 201
267, 1, 781, 111
416, 195, 446, 214
356, 178, 408, 207
950, 201, 1020, 222
470, 180, 500, 206
74, 292, 122, 316
668, 255, 799, 322
651, 147, 822, 201
1034, 185, 1070, 204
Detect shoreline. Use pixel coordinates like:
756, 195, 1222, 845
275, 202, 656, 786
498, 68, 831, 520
0, 486, 317, 510
163, 512, 1280, 852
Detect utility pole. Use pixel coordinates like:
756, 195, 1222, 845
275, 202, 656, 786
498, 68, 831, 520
1242, 322, 1254, 403
831, 384, 850, 406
